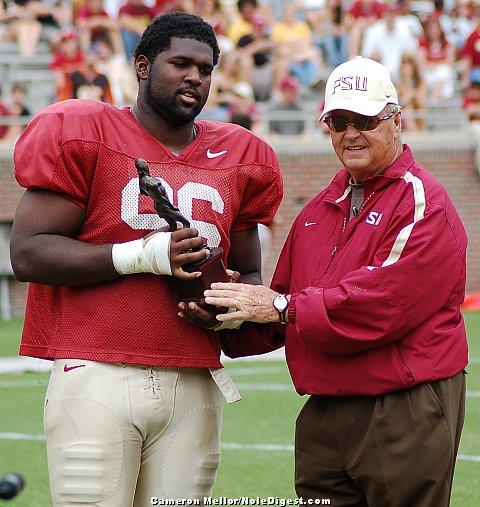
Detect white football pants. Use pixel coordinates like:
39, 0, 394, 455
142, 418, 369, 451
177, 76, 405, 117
44, 360, 224, 506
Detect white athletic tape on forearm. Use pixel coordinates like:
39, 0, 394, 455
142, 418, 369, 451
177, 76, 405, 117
112, 232, 172, 276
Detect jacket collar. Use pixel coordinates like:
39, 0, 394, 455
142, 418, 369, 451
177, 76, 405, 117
325, 144, 415, 204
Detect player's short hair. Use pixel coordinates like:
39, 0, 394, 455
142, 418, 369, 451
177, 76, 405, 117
134, 12, 220, 67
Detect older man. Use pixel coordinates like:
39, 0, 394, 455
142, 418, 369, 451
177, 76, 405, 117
199, 57, 468, 505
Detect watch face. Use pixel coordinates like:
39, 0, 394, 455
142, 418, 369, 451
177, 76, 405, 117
274, 294, 288, 312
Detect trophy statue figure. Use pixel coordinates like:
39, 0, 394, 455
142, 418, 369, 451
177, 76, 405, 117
135, 158, 230, 305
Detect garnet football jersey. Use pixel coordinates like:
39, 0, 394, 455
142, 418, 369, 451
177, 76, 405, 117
14, 99, 283, 368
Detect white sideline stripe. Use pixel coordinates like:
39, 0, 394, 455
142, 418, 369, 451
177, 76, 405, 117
469, 358, 480, 365
382, 171, 426, 267
458, 454, 480, 463
0, 357, 52, 374
0, 380, 45, 388
1, 433, 480, 462
0, 432, 45, 441
237, 383, 295, 392
229, 366, 283, 376
222, 442, 294, 452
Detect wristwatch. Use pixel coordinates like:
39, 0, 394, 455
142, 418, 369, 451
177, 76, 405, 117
273, 294, 289, 325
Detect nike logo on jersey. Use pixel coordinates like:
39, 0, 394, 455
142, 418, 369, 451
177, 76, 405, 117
206, 149, 228, 159
304, 221, 317, 227
64, 364, 86, 372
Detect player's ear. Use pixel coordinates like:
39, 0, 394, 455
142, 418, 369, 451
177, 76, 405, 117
134, 55, 150, 81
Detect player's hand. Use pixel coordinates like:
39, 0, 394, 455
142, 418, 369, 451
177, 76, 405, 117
178, 269, 243, 329
226, 269, 241, 282
169, 228, 208, 280
178, 300, 220, 329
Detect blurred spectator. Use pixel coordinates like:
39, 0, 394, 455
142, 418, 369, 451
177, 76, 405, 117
10, 82, 31, 116
347, 0, 385, 57
76, 0, 123, 54
93, 39, 137, 105
397, 53, 426, 130
59, 44, 114, 103
228, 81, 259, 132
199, 0, 229, 37
8, 82, 30, 137
418, 16, 455, 103
208, 48, 245, 109
442, 0, 475, 53
227, 0, 258, 45
118, 0, 155, 60
237, 14, 276, 101
0, 84, 12, 139
153, 0, 180, 15
362, 4, 417, 83
1, 0, 43, 57
271, 5, 323, 89
396, 0, 423, 39
311, 0, 349, 69
103, 0, 125, 18
269, 75, 305, 136
461, 22, 480, 89
50, 29, 85, 100
463, 81, 480, 121
29, 0, 69, 43
295, 0, 327, 26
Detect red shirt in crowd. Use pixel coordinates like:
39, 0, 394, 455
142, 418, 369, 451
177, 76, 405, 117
119, 2, 155, 22
76, 4, 111, 40
0, 101, 11, 139
462, 28, 480, 68
76, 5, 109, 21
419, 37, 450, 63
348, 0, 385, 20
50, 50, 85, 74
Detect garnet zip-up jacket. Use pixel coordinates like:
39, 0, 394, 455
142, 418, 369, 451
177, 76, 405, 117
222, 145, 469, 396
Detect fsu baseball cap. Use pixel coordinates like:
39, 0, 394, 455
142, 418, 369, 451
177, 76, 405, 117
319, 57, 399, 120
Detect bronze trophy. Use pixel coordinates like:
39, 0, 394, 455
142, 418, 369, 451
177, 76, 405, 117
135, 158, 230, 307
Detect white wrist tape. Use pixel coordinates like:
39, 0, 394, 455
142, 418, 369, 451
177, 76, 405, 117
112, 232, 172, 276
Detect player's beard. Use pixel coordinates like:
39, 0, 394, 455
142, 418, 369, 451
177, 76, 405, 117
146, 76, 206, 127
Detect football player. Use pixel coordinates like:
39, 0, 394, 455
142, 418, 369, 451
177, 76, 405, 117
10, 12, 283, 505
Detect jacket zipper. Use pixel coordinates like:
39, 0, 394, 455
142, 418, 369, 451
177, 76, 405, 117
324, 216, 347, 273
328, 188, 376, 265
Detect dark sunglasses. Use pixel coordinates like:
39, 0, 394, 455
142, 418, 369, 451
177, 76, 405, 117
324, 108, 399, 132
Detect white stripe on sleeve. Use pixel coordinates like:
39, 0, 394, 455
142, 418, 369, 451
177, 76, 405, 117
381, 171, 426, 267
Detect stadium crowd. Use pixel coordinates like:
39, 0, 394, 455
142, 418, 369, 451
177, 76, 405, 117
1, 0, 480, 137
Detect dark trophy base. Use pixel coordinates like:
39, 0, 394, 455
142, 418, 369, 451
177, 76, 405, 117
176, 247, 230, 311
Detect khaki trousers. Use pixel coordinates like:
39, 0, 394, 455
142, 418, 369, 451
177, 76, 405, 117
44, 360, 223, 506
295, 371, 466, 506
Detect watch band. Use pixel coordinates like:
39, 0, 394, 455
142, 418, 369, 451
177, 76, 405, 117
279, 308, 288, 325
273, 294, 289, 325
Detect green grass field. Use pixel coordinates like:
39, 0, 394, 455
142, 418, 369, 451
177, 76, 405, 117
1, 314, 479, 505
